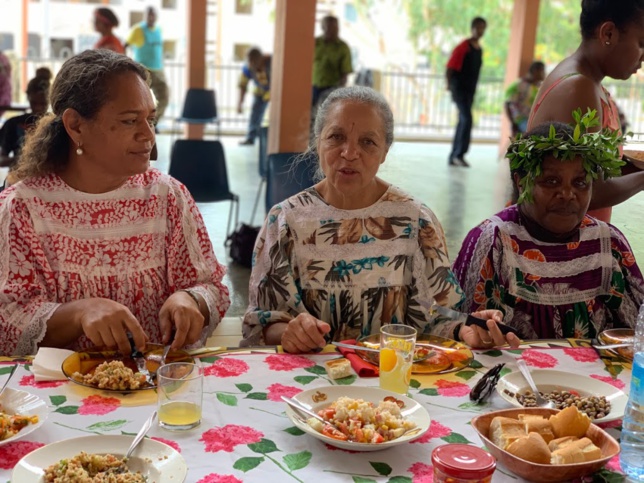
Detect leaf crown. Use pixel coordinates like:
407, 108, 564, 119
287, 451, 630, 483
506, 108, 626, 204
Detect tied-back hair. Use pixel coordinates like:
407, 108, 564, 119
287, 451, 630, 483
580, 0, 644, 39
95, 7, 119, 28
15, 49, 148, 181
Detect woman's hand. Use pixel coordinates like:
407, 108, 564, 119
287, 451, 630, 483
159, 291, 205, 350
459, 309, 521, 349
281, 314, 331, 354
76, 298, 148, 355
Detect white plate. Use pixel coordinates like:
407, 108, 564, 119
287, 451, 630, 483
496, 369, 628, 423
284, 386, 430, 451
0, 387, 49, 446
12, 435, 188, 482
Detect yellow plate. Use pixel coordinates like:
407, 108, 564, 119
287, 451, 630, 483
598, 328, 634, 361
61, 344, 194, 391
355, 334, 473, 374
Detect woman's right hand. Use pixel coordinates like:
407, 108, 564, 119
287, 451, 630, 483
76, 298, 147, 355
281, 314, 331, 354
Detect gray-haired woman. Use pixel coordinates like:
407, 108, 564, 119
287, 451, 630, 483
242, 86, 517, 353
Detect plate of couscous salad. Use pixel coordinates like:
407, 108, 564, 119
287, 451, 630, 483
0, 387, 48, 446
12, 434, 187, 482
284, 386, 430, 451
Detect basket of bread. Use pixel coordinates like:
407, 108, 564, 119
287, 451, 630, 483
471, 406, 620, 482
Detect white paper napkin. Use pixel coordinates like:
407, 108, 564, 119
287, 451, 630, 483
32, 348, 74, 381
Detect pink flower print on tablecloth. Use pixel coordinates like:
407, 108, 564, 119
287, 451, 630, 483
324, 443, 359, 454
200, 425, 264, 452
590, 374, 626, 390
19, 374, 66, 389
204, 358, 249, 378
563, 347, 599, 363
605, 454, 622, 472
151, 437, 181, 452
434, 379, 470, 397
197, 474, 243, 483
78, 394, 121, 415
265, 354, 315, 371
267, 383, 302, 401
412, 420, 452, 444
408, 462, 434, 483
0, 441, 45, 469
520, 349, 557, 368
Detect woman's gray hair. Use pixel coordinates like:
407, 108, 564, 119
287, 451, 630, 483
301, 86, 394, 180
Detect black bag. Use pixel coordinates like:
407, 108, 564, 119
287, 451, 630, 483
226, 223, 260, 268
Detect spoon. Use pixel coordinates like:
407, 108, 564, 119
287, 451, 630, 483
516, 359, 555, 409
124, 410, 157, 460
281, 396, 354, 441
0, 365, 17, 399
331, 341, 437, 362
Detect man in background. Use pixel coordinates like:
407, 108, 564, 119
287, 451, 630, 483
504, 61, 546, 137
237, 47, 272, 146
126, 6, 169, 126
311, 15, 353, 113
446, 17, 487, 168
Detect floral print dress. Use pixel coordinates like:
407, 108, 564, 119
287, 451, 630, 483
241, 186, 465, 346
452, 205, 644, 339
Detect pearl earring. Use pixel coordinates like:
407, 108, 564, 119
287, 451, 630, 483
605, 41, 611, 45
76, 143, 83, 155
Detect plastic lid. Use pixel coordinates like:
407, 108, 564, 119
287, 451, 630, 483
432, 444, 496, 480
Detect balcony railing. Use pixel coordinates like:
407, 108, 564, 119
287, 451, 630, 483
9, 58, 644, 140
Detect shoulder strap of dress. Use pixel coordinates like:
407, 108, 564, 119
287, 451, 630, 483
528, 73, 580, 127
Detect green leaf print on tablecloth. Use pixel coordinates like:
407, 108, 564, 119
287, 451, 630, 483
283, 426, 305, 436
49, 395, 66, 406
441, 432, 471, 444
233, 456, 264, 472
294, 375, 318, 385
283, 451, 312, 471
216, 393, 238, 406
236, 383, 252, 393
248, 438, 280, 454
455, 370, 477, 381
419, 388, 438, 396
352, 478, 377, 483
370, 462, 392, 476
87, 420, 128, 431
246, 392, 268, 400
387, 477, 412, 483
236, 438, 311, 482
409, 379, 421, 389
55, 406, 79, 414
305, 365, 327, 375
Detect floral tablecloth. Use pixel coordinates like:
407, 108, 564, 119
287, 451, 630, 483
0, 346, 632, 483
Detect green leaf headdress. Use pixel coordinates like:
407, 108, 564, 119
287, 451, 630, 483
506, 108, 626, 204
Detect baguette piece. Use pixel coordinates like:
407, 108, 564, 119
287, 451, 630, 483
549, 406, 591, 438
548, 436, 578, 452
569, 437, 602, 462
506, 432, 551, 464
520, 416, 555, 443
551, 444, 585, 464
490, 416, 527, 449
324, 358, 352, 380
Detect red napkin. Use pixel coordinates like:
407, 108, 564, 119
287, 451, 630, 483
336, 339, 379, 377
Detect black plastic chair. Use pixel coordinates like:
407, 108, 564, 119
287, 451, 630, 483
172, 88, 221, 143
169, 139, 239, 238
265, 152, 317, 214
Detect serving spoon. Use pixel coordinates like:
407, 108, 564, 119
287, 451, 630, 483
516, 359, 555, 409
124, 410, 157, 461
0, 364, 17, 399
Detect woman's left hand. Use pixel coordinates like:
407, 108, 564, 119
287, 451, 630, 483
159, 291, 205, 349
459, 309, 521, 349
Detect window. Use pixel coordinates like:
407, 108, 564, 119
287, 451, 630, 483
50, 38, 74, 59
233, 43, 252, 62
27, 34, 41, 58
162, 0, 177, 8
0, 33, 14, 51
130, 11, 144, 27
163, 40, 176, 59
235, 0, 253, 15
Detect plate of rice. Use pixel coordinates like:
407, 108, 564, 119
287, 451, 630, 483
12, 434, 187, 482
0, 387, 48, 446
284, 386, 430, 451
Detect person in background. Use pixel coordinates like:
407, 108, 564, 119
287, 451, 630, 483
242, 86, 519, 353
0, 50, 230, 356
35, 67, 53, 84
311, 15, 353, 114
528, 0, 644, 223
504, 61, 546, 137
453, 117, 643, 340
237, 47, 271, 146
0, 50, 11, 118
93, 7, 125, 54
0, 75, 50, 191
446, 17, 487, 167
126, 6, 169, 125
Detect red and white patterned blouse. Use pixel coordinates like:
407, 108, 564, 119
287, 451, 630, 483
0, 168, 230, 355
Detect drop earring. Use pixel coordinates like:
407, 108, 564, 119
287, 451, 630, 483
76, 142, 83, 155
605, 41, 611, 45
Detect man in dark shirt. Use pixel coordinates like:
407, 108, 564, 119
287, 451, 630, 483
446, 17, 487, 167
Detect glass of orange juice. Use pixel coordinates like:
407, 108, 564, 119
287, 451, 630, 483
379, 324, 417, 395
157, 362, 203, 431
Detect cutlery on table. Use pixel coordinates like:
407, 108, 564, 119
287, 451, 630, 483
430, 302, 520, 337
0, 364, 18, 399
124, 410, 157, 460
516, 359, 555, 408
590, 342, 633, 350
281, 396, 354, 441
331, 341, 436, 362
128, 334, 153, 384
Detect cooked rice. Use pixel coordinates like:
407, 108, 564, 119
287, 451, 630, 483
73, 361, 146, 391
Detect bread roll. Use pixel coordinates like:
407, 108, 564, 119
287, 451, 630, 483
490, 416, 526, 449
569, 437, 602, 462
521, 417, 555, 443
506, 432, 551, 464
324, 358, 352, 380
548, 436, 578, 452
549, 406, 590, 438
551, 445, 585, 464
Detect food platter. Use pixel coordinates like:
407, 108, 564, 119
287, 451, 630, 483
284, 385, 430, 451
496, 369, 628, 423
597, 328, 634, 361
0, 388, 48, 446
61, 344, 193, 391
355, 334, 473, 374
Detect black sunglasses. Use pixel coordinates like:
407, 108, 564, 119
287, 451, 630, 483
469, 363, 505, 404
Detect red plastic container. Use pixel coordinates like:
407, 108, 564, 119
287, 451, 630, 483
432, 444, 497, 483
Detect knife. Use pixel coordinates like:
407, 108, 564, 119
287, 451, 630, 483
128, 334, 153, 384
430, 303, 520, 337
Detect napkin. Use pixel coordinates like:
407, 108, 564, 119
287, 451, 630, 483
32, 348, 74, 381
336, 339, 379, 377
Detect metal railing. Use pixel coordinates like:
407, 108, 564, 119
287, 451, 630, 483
9, 58, 644, 140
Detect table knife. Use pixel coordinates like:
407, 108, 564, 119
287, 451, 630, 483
128, 334, 153, 384
431, 303, 520, 337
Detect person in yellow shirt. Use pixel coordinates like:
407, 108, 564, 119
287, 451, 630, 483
237, 48, 271, 146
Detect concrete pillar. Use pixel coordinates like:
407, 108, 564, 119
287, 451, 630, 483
499, 0, 540, 153
185, 0, 208, 139
268, 0, 317, 154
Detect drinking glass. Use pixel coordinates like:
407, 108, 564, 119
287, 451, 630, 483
379, 324, 417, 395
157, 362, 203, 431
